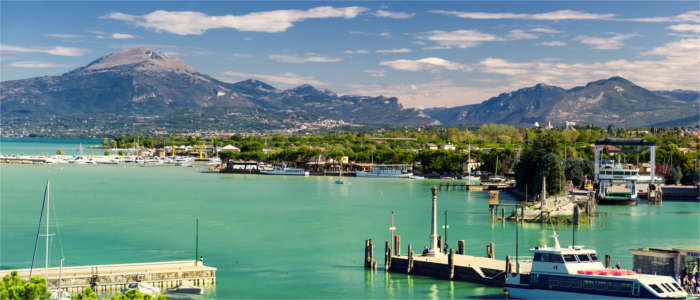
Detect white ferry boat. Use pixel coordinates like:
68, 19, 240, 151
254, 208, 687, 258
505, 233, 690, 299
261, 167, 309, 176
597, 160, 640, 205
356, 164, 412, 178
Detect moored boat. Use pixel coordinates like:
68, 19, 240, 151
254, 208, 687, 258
504, 233, 690, 299
261, 167, 309, 176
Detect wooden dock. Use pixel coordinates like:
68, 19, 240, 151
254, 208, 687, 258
0, 260, 216, 294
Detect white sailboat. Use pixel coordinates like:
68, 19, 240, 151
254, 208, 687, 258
30, 181, 71, 300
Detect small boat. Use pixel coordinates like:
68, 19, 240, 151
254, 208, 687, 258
409, 175, 425, 179
122, 282, 160, 296
335, 179, 344, 184
166, 281, 203, 296
356, 164, 413, 178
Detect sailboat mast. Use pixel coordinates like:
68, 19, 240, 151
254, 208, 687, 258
45, 181, 50, 279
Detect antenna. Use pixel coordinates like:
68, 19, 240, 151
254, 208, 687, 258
549, 216, 560, 249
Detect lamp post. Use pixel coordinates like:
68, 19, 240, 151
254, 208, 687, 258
441, 210, 449, 254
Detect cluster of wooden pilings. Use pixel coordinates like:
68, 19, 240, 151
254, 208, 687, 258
365, 236, 527, 286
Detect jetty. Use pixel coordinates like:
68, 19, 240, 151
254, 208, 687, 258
365, 186, 531, 286
0, 261, 216, 294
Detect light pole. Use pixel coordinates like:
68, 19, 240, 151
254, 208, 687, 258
441, 210, 449, 254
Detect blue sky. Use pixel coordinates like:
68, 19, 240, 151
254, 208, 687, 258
1, 1, 698, 108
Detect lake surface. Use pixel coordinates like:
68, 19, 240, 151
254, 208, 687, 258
1, 139, 699, 299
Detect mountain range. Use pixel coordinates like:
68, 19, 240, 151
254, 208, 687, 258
1, 48, 697, 137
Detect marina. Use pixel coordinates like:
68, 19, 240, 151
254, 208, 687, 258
1, 139, 699, 299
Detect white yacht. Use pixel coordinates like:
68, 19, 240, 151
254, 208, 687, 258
505, 233, 690, 299
356, 164, 412, 178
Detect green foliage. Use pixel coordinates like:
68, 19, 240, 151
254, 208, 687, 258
72, 287, 97, 300
104, 151, 110, 156
56, 149, 65, 155
669, 166, 683, 185
0, 271, 50, 300
118, 150, 125, 156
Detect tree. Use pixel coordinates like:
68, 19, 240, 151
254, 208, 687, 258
73, 287, 97, 300
104, 151, 110, 156
669, 166, 683, 185
56, 149, 64, 155
118, 150, 125, 156
0, 270, 50, 300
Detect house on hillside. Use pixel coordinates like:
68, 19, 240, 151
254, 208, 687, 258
423, 143, 438, 150
441, 144, 456, 151
220, 144, 240, 152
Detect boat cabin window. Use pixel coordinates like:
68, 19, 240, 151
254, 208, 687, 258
649, 284, 664, 294
595, 281, 606, 290
577, 254, 591, 262
583, 280, 594, 289
661, 283, 674, 293
590, 254, 599, 261
563, 254, 578, 262
672, 282, 682, 291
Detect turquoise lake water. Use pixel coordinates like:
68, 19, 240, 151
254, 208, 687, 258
1, 139, 699, 299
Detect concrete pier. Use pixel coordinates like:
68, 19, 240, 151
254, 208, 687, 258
0, 260, 216, 294
387, 251, 531, 286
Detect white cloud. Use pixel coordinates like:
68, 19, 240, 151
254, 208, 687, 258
507, 30, 539, 40
374, 10, 415, 19
349, 31, 391, 37
667, 24, 700, 33
624, 10, 700, 23
574, 33, 639, 49
363, 69, 386, 77
0, 44, 88, 56
231, 53, 253, 58
379, 57, 470, 72
220, 71, 326, 86
430, 9, 614, 20
112, 33, 135, 39
376, 48, 412, 53
420, 29, 502, 49
540, 41, 566, 46
43, 33, 82, 38
343, 80, 504, 108
102, 6, 368, 35
474, 38, 700, 92
344, 49, 369, 54
8, 61, 73, 68
531, 27, 561, 34
268, 53, 342, 63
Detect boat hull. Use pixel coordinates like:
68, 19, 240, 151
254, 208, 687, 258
597, 198, 638, 205
506, 286, 660, 300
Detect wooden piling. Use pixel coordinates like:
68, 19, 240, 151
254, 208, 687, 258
394, 235, 401, 256
385, 241, 392, 270
573, 205, 580, 225
605, 255, 610, 268
458, 240, 465, 255
501, 207, 505, 221
486, 242, 495, 259
505, 256, 511, 279
364, 239, 374, 269
407, 244, 414, 273
448, 248, 455, 280
437, 235, 443, 251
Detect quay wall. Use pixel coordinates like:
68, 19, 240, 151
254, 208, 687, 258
0, 260, 216, 294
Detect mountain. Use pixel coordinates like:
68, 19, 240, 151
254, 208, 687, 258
1, 48, 431, 136
425, 77, 698, 128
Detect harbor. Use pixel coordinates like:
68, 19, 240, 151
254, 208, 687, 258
1, 138, 699, 299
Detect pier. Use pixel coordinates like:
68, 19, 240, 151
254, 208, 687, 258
365, 186, 531, 286
0, 261, 216, 294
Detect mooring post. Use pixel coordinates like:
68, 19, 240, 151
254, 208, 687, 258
573, 205, 580, 225
458, 240, 465, 255
448, 248, 455, 280
501, 207, 505, 222
605, 255, 611, 268
437, 235, 443, 251
394, 235, 401, 256
505, 256, 511, 279
384, 241, 391, 270
407, 244, 414, 273
520, 205, 524, 222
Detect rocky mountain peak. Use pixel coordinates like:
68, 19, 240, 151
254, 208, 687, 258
73, 48, 196, 74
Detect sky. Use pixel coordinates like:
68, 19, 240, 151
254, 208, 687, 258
1, 1, 699, 108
